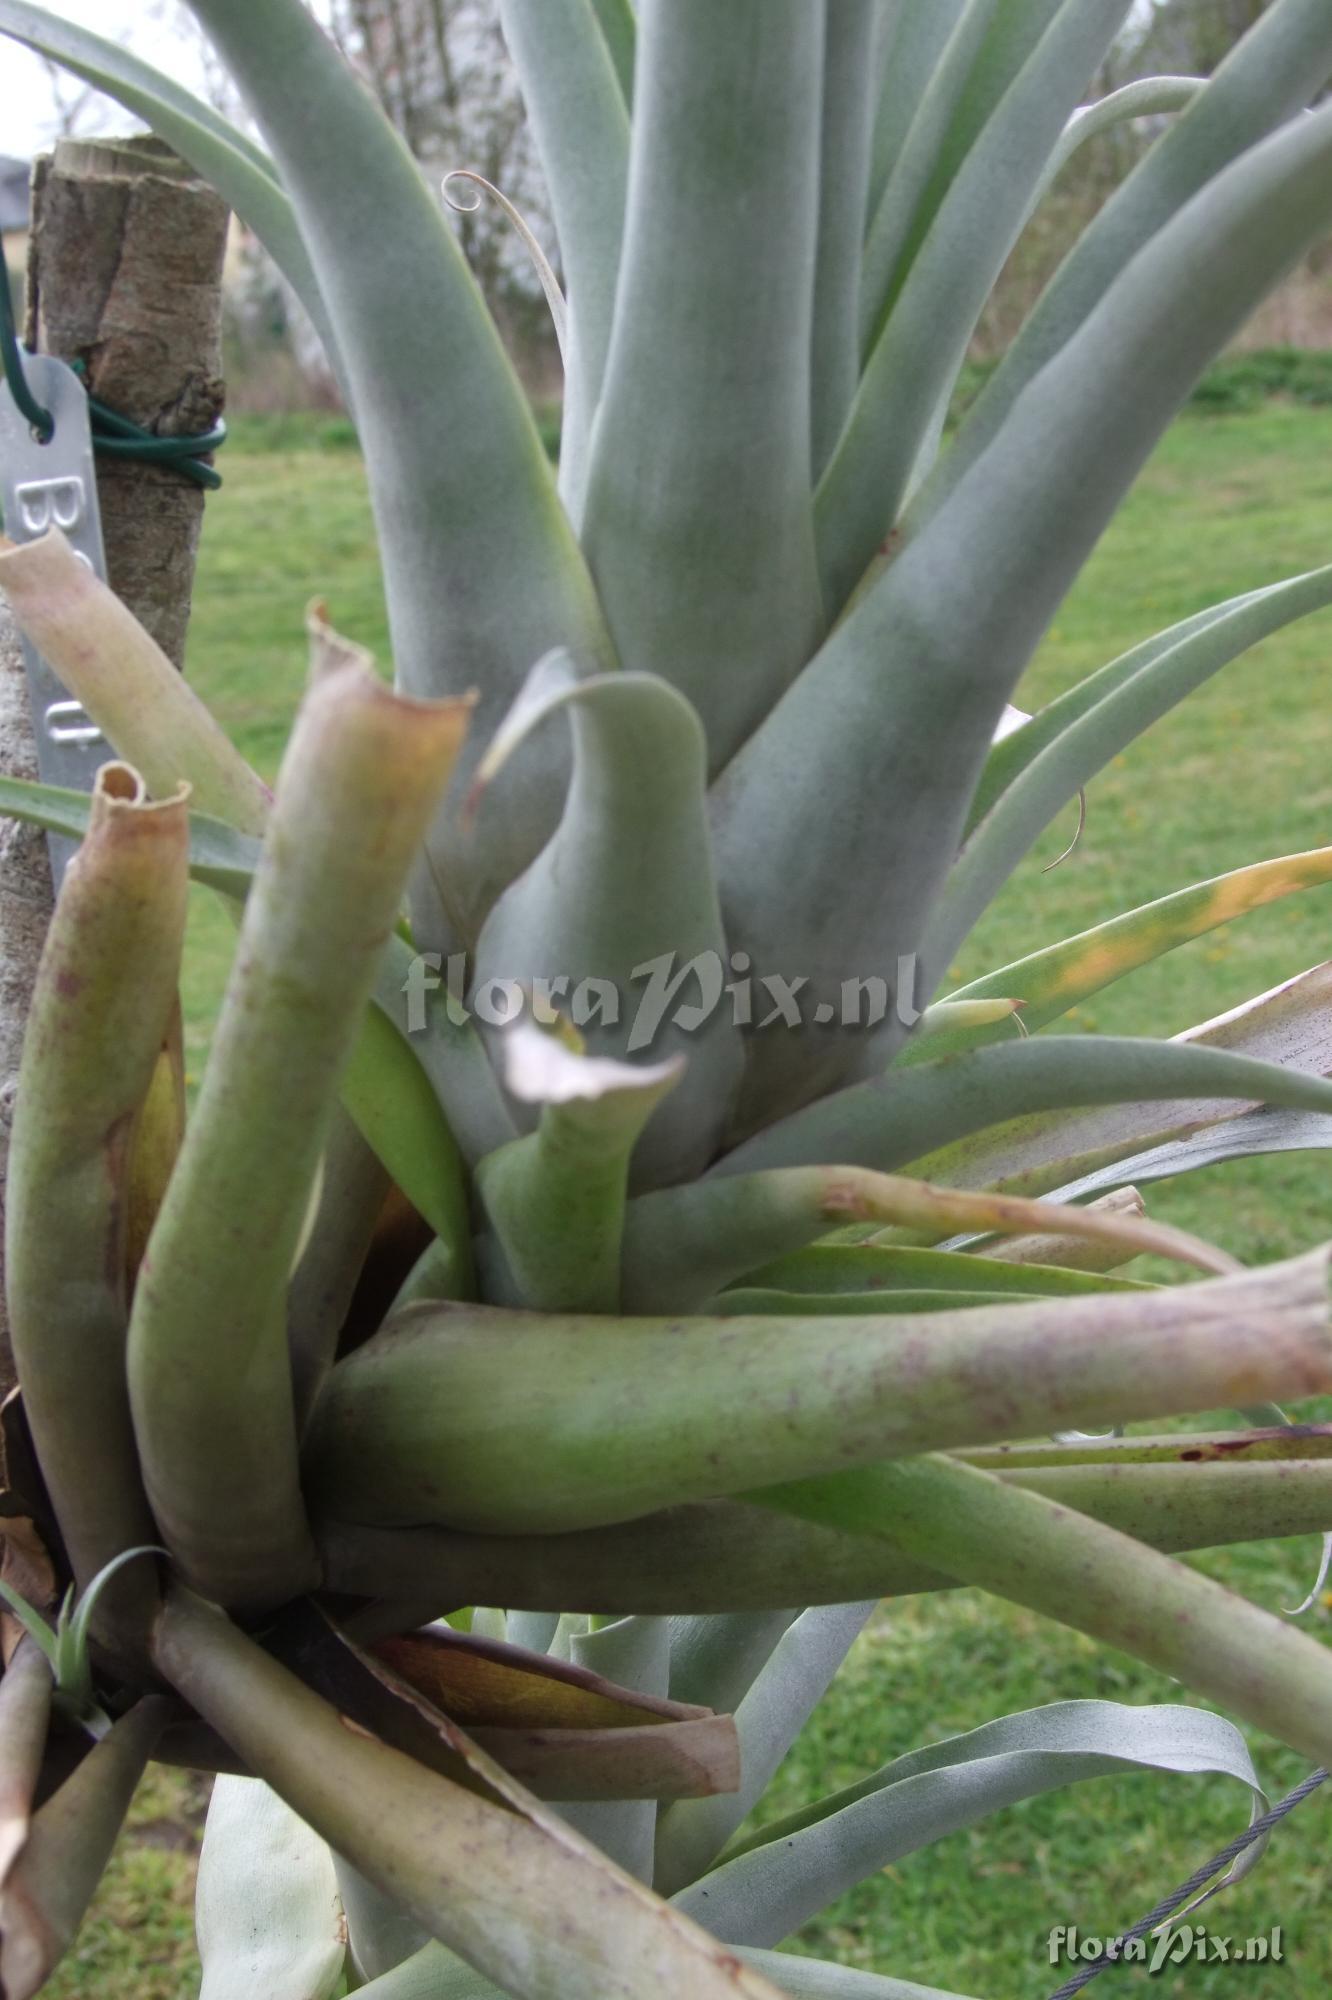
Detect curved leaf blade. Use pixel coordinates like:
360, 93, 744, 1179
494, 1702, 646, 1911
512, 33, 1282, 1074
679, 1700, 1266, 1948
580, 0, 825, 770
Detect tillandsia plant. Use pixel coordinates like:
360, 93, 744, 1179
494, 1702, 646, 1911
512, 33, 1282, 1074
6, 2, 1332, 1996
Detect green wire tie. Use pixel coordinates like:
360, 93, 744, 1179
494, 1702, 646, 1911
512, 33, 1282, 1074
1, 272, 225, 489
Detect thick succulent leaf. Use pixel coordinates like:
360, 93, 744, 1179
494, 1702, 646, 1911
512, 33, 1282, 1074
714, 1030, 1332, 1182
668, 1615, 798, 1723
287, 1115, 391, 1425
753, 1453, 1332, 1770
129, 665, 466, 1610
860, 0, 1065, 352
622, 1160, 1226, 1312
472, 655, 743, 1185
0, 529, 271, 833
916, 0, 1332, 529
811, 1, 881, 477
376, 934, 518, 1171
655, 1604, 873, 1896
739, 1243, 1148, 1298
712, 91, 1332, 1127
196, 1777, 343, 2000
928, 563, 1332, 973
934, 841, 1332, 1055
478, 1025, 683, 1310
153, 1589, 787, 2000
1031, 75, 1206, 213
684, 1701, 1265, 1948
913, 962, 1332, 1203
320, 1444, 1332, 1619
588, 0, 635, 107
965, 587, 1261, 839
0, 1643, 51, 1888
561, 1614, 673, 1877
863, 0, 962, 227
820, 0, 1132, 610
0, 1, 336, 361
336, 1859, 431, 1987
0, 773, 478, 1262
4, 768, 186, 1649
302, 1246, 1332, 1534
184, 0, 615, 944
0, 1697, 167, 2000
342, 1002, 473, 1291
497, 0, 629, 508
579, 0, 825, 770
124, 1006, 186, 1285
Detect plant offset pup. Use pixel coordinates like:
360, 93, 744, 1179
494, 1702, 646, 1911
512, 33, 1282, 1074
5, 2, 1332, 1994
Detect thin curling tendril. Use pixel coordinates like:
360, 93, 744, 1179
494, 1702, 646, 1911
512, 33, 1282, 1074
443, 168, 568, 367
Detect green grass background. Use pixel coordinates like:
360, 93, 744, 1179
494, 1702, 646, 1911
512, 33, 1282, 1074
48, 403, 1332, 1998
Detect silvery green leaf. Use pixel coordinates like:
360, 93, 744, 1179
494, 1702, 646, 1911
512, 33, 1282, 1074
915, 0, 1332, 529
589, 0, 635, 107
655, 1604, 874, 1896
811, 2, 881, 476
1051, 1105, 1332, 1209
714, 1029, 1332, 1181
336, 1856, 431, 1985
863, 0, 964, 226
197, 1778, 344, 2000
714, 90, 1332, 1131
471, 654, 743, 1186
1031, 75, 1206, 215
498, 0, 629, 511
927, 562, 1332, 974
821, 0, 1132, 609
674, 1701, 1266, 1947
184, 0, 616, 944
562, 1616, 672, 1881
669, 1614, 798, 1722
580, 0, 825, 770
860, 0, 1048, 351
914, 963, 1332, 1205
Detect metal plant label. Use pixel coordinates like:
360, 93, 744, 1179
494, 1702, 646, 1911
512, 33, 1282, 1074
0, 354, 110, 883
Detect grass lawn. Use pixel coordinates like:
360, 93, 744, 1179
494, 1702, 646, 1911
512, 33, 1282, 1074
48, 404, 1332, 1998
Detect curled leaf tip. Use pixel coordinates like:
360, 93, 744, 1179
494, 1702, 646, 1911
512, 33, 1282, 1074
441, 168, 568, 363
1042, 785, 1089, 873
1284, 1529, 1332, 1617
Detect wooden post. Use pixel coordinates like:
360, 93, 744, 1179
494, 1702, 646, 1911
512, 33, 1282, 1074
0, 135, 229, 1394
